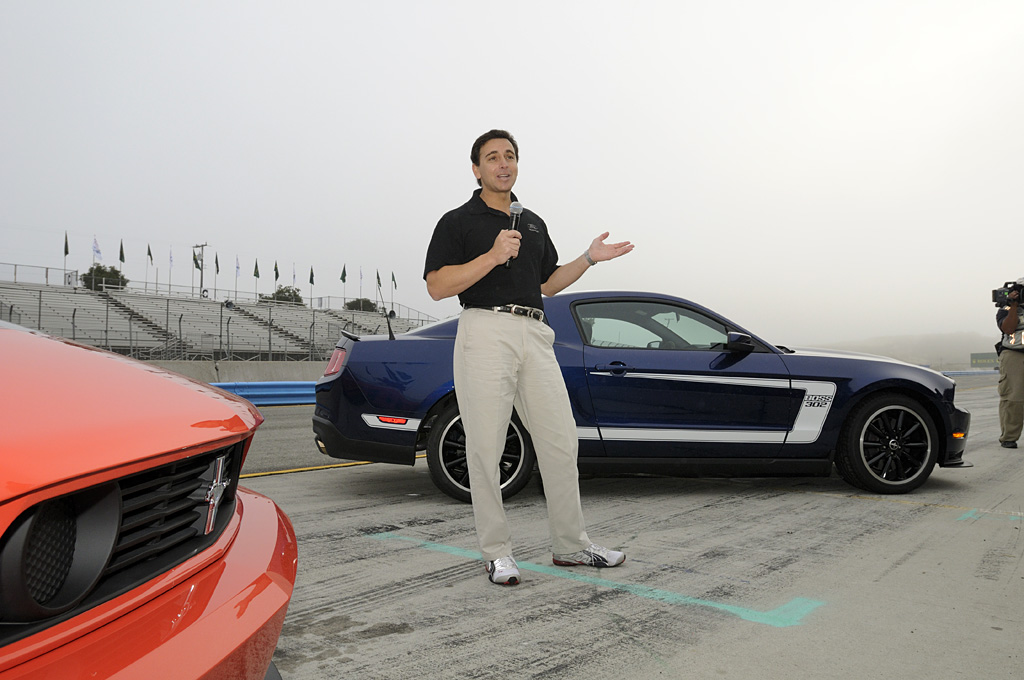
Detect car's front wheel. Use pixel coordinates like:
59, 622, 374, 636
835, 394, 938, 494
425, 402, 535, 503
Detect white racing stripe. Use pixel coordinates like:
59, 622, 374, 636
599, 428, 787, 444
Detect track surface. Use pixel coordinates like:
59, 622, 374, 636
244, 375, 1021, 679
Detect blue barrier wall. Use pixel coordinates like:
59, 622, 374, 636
212, 381, 316, 406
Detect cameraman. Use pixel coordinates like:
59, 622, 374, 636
997, 283, 1024, 448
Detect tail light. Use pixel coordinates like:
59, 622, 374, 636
324, 348, 347, 376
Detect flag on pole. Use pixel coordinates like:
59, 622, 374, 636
309, 267, 315, 285
254, 259, 260, 278
64, 232, 69, 257
214, 253, 220, 274
119, 240, 125, 264
147, 244, 153, 263
92, 237, 102, 261
193, 250, 201, 270
235, 255, 240, 278
376, 270, 382, 287
340, 265, 347, 283
274, 261, 279, 282
169, 246, 173, 268
391, 272, 397, 289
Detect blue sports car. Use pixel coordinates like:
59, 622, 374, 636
312, 291, 971, 501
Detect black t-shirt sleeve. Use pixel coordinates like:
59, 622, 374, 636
539, 219, 559, 283
423, 211, 461, 280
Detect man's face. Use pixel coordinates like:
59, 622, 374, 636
473, 138, 518, 194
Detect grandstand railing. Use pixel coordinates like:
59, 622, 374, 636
1, 262, 438, 322
0, 265, 436, 361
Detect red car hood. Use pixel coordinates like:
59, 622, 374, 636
0, 327, 263, 502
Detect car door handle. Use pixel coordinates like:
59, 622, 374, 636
594, 362, 633, 375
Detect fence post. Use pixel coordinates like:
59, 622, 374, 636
165, 298, 170, 357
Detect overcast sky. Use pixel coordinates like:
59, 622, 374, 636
2, 1, 1022, 346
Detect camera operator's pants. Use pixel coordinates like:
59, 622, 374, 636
453, 308, 591, 562
998, 349, 1024, 443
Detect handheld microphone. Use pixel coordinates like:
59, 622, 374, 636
504, 202, 524, 269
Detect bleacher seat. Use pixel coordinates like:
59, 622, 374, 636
0, 281, 432, 361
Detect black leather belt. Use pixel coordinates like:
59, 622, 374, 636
463, 304, 545, 322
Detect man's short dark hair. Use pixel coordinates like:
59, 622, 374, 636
470, 129, 519, 167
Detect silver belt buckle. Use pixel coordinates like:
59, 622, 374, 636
509, 304, 543, 322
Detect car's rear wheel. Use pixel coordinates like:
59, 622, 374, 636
835, 394, 938, 494
426, 402, 535, 503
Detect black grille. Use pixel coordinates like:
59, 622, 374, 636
0, 440, 246, 646
110, 456, 212, 575
95, 442, 244, 597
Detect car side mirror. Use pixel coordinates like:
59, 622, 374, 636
725, 332, 756, 353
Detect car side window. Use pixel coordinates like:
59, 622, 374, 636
575, 300, 728, 350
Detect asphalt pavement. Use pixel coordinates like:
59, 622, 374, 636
242, 374, 1022, 679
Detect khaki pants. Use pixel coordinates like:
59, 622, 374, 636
999, 349, 1024, 443
453, 308, 590, 561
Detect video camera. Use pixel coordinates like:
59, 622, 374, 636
993, 281, 1024, 307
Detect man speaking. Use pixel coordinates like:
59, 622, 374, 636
423, 129, 633, 586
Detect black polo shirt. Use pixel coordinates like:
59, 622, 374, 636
423, 189, 559, 310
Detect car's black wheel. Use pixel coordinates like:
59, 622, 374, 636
425, 402, 536, 503
835, 394, 938, 494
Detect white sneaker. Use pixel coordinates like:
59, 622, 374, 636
485, 555, 521, 585
552, 543, 625, 568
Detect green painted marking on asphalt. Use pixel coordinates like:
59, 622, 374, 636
369, 532, 824, 628
957, 509, 1023, 521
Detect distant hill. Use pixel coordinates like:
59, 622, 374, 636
808, 332, 997, 371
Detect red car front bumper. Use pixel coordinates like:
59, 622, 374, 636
0, 488, 297, 680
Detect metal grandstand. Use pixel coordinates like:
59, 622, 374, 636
0, 263, 435, 361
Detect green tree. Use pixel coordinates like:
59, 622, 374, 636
344, 297, 377, 312
81, 263, 128, 290
260, 285, 304, 304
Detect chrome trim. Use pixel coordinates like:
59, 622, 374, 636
203, 455, 230, 535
